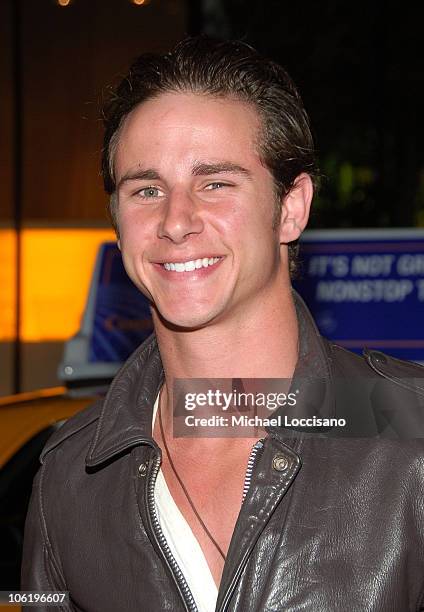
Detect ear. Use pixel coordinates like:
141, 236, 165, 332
278, 173, 313, 243
117, 239, 121, 251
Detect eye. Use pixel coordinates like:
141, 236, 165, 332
204, 182, 230, 190
136, 186, 164, 199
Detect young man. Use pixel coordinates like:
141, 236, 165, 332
22, 37, 424, 611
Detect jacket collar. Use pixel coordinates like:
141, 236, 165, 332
86, 335, 164, 467
86, 291, 334, 467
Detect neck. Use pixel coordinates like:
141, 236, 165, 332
153, 281, 298, 487
154, 284, 299, 383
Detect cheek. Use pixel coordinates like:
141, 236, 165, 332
207, 199, 260, 235
219, 202, 274, 242
119, 246, 153, 300
118, 209, 154, 249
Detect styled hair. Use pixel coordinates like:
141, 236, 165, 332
101, 36, 318, 274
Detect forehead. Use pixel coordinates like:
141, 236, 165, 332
113, 92, 263, 178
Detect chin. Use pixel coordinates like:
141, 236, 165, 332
152, 303, 221, 332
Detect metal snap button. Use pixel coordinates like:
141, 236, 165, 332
272, 454, 290, 472
372, 351, 387, 364
138, 462, 148, 476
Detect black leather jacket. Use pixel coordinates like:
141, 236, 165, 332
22, 296, 424, 611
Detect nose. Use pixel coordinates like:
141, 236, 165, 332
157, 189, 204, 244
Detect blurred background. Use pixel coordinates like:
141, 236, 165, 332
1, 0, 424, 397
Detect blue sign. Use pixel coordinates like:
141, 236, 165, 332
294, 230, 424, 362
89, 242, 153, 363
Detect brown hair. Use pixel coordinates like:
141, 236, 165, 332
102, 36, 318, 274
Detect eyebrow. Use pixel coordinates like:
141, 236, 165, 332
191, 161, 252, 178
117, 169, 161, 190
117, 161, 251, 190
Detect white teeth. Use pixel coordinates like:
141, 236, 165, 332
162, 257, 221, 272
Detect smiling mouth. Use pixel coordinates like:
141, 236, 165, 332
161, 257, 222, 272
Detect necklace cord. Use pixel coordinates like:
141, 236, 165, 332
158, 399, 226, 561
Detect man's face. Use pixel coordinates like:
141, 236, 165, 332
114, 92, 289, 330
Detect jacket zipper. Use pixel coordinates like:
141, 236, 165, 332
242, 439, 265, 502
146, 452, 199, 612
146, 439, 265, 612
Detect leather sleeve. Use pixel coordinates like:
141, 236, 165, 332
21, 465, 72, 612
